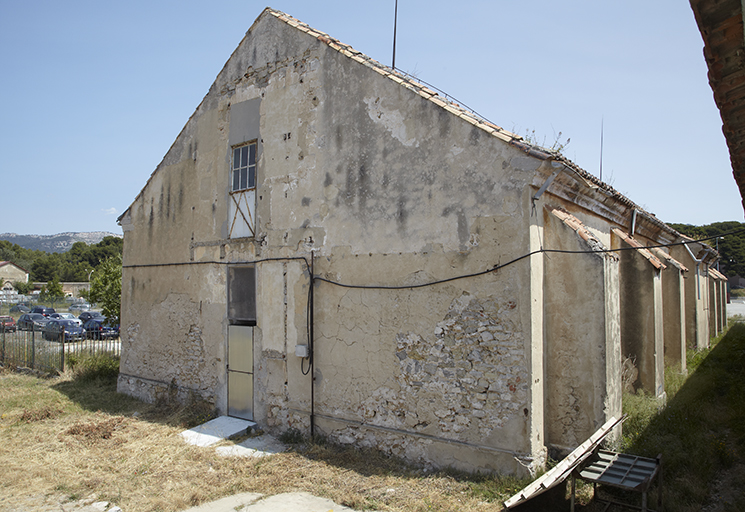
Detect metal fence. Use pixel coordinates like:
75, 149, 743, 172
0, 327, 120, 373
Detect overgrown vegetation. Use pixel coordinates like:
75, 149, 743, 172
618, 323, 745, 511
518, 127, 571, 154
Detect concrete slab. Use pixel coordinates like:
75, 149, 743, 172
240, 492, 359, 511
215, 433, 286, 458
180, 416, 256, 447
180, 492, 362, 512
181, 492, 263, 512
727, 298, 745, 319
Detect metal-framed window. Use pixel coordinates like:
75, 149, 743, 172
231, 142, 257, 192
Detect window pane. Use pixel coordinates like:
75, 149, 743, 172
233, 169, 240, 191
240, 146, 248, 167
248, 168, 255, 189
240, 168, 247, 190
249, 144, 256, 166
233, 148, 241, 168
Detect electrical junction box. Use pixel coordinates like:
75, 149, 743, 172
295, 344, 309, 358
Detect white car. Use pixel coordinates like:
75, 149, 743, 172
51, 312, 82, 324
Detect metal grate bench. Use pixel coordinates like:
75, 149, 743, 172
571, 449, 662, 511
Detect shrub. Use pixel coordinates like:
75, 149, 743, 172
68, 353, 120, 382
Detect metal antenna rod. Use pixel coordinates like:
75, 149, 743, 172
392, 0, 398, 69
599, 117, 604, 181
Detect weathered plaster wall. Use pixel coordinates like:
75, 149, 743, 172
541, 208, 621, 453
709, 274, 726, 336
671, 245, 712, 351
118, 11, 546, 474
615, 235, 665, 397
660, 261, 687, 371
718, 277, 728, 332
118, 264, 227, 407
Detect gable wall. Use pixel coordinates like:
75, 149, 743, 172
0, 263, 28, 284
118, 13, 549, 474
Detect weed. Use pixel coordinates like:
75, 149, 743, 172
278, 427, 304, 444
20, 405, 63, 423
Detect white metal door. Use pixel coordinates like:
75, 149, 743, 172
227, 324, 254, 420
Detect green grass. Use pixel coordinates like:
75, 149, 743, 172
620, 323, 745, 511
65, 352, 120, 382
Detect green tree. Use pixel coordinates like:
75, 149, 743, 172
14, 281, 32, 295
88, 255, 121, 326
670, 221, 745, 277
0, 237, 123, 285
39, 276, 65, 304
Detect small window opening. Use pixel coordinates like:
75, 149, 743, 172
231, 142, 257, 192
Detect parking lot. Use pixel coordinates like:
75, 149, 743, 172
0, 304, 120, 373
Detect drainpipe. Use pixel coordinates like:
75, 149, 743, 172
310, 252, 315, 437
531, 161, 564, 204
630, 209, 638, 237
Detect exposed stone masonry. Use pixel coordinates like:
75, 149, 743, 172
330, 292, 528, 461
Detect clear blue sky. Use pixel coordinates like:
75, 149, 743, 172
1, 0, 741, 236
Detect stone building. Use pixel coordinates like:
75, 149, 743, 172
117, 8, 724, 475
0, 261, 28, 286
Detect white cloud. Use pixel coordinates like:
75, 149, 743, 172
103, 208, 118, 215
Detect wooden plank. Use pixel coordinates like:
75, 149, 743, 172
503, 416, 624, 508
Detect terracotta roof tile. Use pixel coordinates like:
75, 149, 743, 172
651, 248, 689, 273
611, 228, 666, 270
548, 207, 616, 258
709, 267, 728, 280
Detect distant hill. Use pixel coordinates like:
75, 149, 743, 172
0, 232, 122, 253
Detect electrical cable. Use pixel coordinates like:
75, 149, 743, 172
313, 226, 745, 291
122, 255, 310, 271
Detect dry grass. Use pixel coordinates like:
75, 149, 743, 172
0, 368, 531, 512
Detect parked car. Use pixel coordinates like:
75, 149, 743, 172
82, 318, 119, 340
0, 316, 16, 332
50, 312, 79, 322
9, 304, 30, 313
78, 311, 104, 323
17, 313, 51, 331
43, 319, 86, 342
31, 306, 56, 317
69, 303, 91, 313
